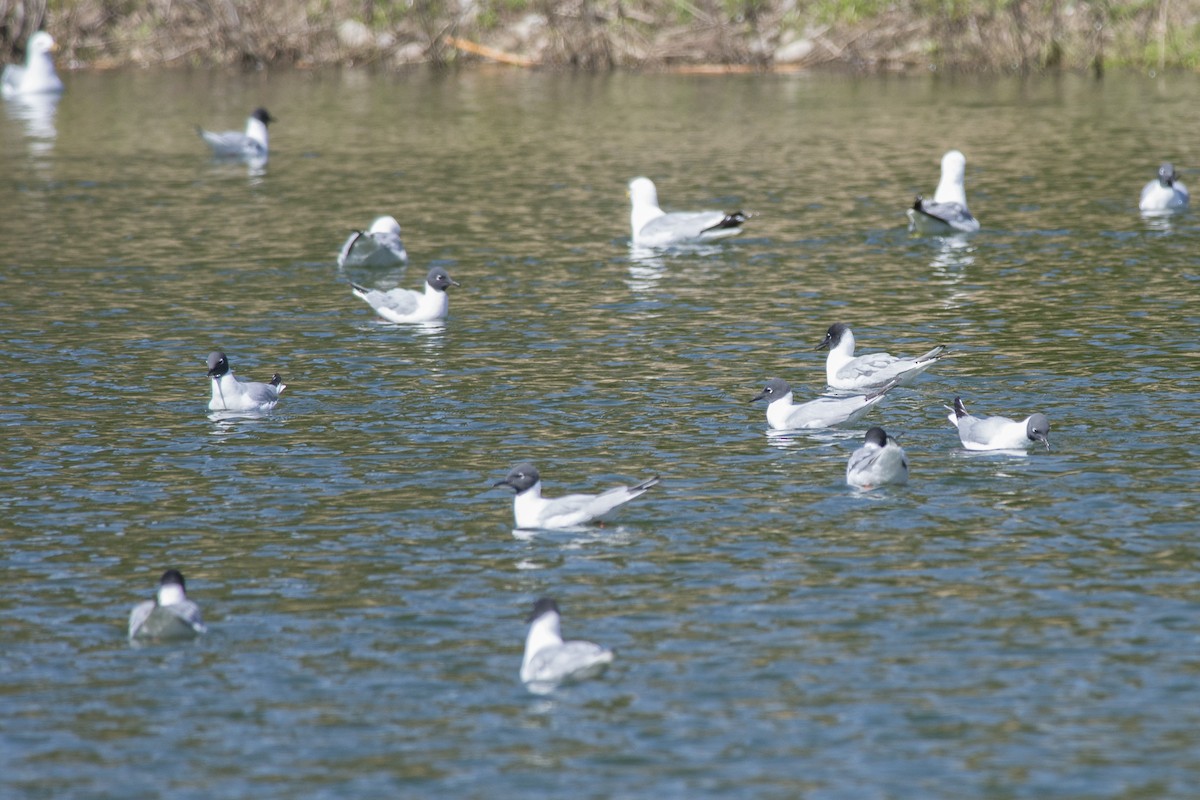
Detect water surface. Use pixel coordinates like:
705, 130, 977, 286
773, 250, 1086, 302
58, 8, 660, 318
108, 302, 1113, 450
2, 68, 1200, 798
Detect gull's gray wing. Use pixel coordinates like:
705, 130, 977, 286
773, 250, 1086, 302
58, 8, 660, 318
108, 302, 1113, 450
639, 210, 745, 245
525, 641, 613, 684
357, 285, 421, 316
909, 196, 979, 233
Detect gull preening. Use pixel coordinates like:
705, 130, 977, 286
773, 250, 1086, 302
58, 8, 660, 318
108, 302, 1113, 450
751, 377, 896, 431
521, 597, 614, 694
337, 215, 408, 267
816, 323, 946, 393
350, 266, 458, 324
629, 177, 749, 248
206, 351, 286, 412
197, 107, 273, 163
1, 32, 64, 98
1139, 162, 1190, 213
907, 150, 980, 234
128, 570, 208, 641
846, 426, 909, 489
493, 462, 659, 530
946, 396, 1050, 451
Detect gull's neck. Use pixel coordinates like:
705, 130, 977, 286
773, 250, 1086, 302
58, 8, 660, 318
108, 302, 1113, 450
766, 391, 797, 429
934, 168, 967, 206
522, 611, 564, 670
631, 198, 665, 237
245, 117, 269, 150
157, 584, 186, 606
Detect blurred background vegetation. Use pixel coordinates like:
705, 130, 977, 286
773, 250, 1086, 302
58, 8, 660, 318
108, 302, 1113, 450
1, 0, 1196, 72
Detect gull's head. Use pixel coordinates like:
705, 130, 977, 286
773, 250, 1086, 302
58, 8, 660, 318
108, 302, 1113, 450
251, 107, 274, 126
1158, 162, 1177, 187
369, 215, 402, 236
156, 569, 188, 606
1026, 413, 1051, 450
751, 377, 791, 404
816, 322, 852, 353
206, 351, 230, 378
29, 31, 57, 57
526, 597, 561, 625
863, 426, 890, 449
941, 150, 967, 182
628, 177, 659, 209
495, 462, 540, 494
426, 267, 459, 292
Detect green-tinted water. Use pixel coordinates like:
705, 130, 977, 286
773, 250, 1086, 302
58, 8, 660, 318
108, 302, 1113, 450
2, 68, 1199, 798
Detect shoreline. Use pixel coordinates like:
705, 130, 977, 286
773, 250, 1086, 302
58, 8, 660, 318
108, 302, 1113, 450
5, 1, 1200, 75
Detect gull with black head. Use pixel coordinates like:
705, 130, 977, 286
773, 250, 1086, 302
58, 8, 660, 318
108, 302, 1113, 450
846, 426, 909, 489
946, 396, 1050, 451
129, 569, 207, 641
207, 351, 285, 412
350, 266, 457, 324
751, 377, 896, 431
521, 597, 614, 694
494, 462, 659, 530
816, 323, 945, 393
197, 107, 273, 163
1139, 162, 1190, 213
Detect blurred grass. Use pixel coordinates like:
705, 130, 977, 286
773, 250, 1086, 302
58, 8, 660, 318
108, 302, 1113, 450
0, 0, 1196, 71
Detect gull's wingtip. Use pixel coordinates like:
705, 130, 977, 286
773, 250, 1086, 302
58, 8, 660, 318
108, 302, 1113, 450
633, 474, 662, 492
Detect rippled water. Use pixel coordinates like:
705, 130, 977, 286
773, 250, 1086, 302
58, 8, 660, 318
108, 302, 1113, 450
3, 68, 1200, 798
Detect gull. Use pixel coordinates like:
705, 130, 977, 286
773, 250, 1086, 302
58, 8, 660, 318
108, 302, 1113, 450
129, 570, 208, 641
337, 215, 408, 267
946, 396, 1050, 451
629, 176, 748, 248
846, 426, 909, 489
197, 107, 273, 162
1, 32, 63, 98
521, 597, 614, 694
1139, 162, 1190, 212
751, 377, 895, 431
493, 462, 659, 530
207, 351, 285, 412
907, 150, 980, 234
816, 323, 946, 393
350, 266, 457, 323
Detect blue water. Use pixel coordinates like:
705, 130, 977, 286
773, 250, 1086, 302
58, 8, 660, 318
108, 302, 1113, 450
2, 68, 1199, 798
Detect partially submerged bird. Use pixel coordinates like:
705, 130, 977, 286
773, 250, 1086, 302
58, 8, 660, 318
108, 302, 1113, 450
521, 597, 614, 694
493, 462, 660, 530
197, 107, 273, 163
629, 176, 748, 248
1, 32, 63, 98
946, 396, 1050, 451
751, 377, 895, 431
816, 323, 946, 393
206, 351, 285, 412
350, 266, 457, 324
846, 426, 909, 489
1139, 162, 1190, 213
907, 150, 980, 235
128, 569, 208, 641
337, 215, 408, 268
